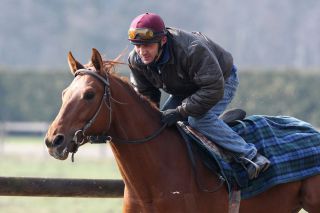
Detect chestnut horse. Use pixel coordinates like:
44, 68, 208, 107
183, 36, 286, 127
45, 48, 320, 213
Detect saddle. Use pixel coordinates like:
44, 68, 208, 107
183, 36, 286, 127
177, 108, 246, 162
177, 109, 246, 192
218, 108, 246, 126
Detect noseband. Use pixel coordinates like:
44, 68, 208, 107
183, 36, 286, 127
70, 68, 167, 162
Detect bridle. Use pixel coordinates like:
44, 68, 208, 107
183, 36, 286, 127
70, 68, 167, 161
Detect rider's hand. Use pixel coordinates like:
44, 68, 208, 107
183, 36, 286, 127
161, 108, 185, 126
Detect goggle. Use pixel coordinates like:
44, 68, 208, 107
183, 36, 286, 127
128, 28, 163, 40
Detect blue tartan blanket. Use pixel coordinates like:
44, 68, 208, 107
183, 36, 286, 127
182, 115, 320, 199
229, 115, 320, 199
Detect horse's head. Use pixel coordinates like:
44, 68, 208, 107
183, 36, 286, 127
45, 48, 112, 160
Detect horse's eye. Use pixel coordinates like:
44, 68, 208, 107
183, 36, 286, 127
83, 91, 95, 100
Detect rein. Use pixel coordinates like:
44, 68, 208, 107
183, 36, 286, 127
71, 68, 167, 161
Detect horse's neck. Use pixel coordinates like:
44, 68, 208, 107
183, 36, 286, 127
107, 76, 161, 138
108, 77, 194, 199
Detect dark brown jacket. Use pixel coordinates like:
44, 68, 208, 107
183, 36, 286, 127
128, 27, 234, 117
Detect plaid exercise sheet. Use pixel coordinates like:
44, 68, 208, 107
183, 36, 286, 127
224, 115, 320, 199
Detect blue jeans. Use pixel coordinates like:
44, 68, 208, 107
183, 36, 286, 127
161, 66, 257, 160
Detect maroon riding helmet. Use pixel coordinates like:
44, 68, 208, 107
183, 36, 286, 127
128, 12, 166, 45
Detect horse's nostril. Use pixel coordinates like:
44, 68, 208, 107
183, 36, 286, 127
52, 134, 65, 147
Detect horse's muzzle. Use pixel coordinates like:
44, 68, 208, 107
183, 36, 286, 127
45, 134, 72, 160
46, 134, 64, 148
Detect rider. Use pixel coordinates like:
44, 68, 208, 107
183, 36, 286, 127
127, 12, 270, 179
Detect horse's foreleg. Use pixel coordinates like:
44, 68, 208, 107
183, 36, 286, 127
300, 175, 320, 213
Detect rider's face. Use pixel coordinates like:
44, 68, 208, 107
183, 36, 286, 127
134, 43, 159, 64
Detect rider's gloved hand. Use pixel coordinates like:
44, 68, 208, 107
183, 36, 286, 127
161, 108, 186, 126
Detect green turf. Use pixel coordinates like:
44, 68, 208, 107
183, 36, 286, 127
0, 136, 123, 213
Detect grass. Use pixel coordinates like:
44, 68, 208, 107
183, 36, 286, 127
0, 136, 123, 213
0, 197, 122, 213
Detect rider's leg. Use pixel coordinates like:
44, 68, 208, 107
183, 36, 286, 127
188, 106, 257, 160
188, 66, 270, 179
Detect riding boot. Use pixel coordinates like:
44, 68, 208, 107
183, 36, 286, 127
240, 153, 271, 180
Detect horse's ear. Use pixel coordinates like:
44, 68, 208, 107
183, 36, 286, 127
68, 51, 84, 75
91, 48, 103, 72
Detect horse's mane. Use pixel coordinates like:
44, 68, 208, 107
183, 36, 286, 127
86, 58, 160, 113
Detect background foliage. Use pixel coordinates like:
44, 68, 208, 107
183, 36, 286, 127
1, 1, 319, 127
230, 70, 320, 127
1, 69, 319, 127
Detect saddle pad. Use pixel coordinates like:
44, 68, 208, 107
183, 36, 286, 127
180, 115, 320, 199
233, 115, 320, 199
